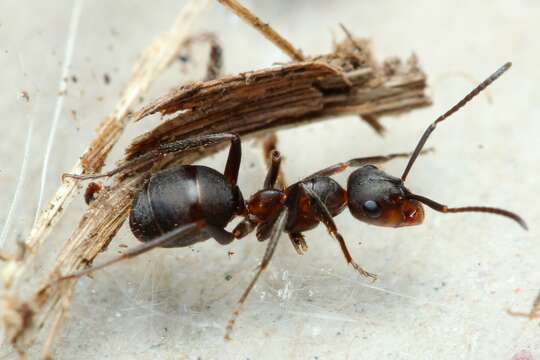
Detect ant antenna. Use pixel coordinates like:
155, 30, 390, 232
406, 192, 528, 230
395, 62, 527, 230
401, 62, 512, 182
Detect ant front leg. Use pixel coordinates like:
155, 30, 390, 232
299, 183, 377, 281
225, 207, 289, 340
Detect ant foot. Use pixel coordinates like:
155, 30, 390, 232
351, 262, 378, 282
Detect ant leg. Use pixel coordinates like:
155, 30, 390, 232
225, 207, 289, 340
406, 192, 528, 230
63, 150, 161, 180
254, 207, 286, 242
56, 221, 204, 282
263, 150, 283, 190
222, 134, 241, 185
301, 149, 432, 181
262, 133, 287, 189
289, 232, 308, 255
64, 133, 242, 182
157, 132, 242, 185
299, 183, 377, 281
231, 147, 284, 241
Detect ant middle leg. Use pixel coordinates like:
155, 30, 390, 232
263, 150, 283, 190
261, 135, 305, 255
261, 133, 287, 190
299, 183, 377, 281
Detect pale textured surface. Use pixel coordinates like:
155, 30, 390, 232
0, 1, 539, 359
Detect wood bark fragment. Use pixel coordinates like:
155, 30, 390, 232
1, 4, 430, 357
127, 42, 427, 161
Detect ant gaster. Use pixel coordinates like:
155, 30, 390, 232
61, 62, 526, 340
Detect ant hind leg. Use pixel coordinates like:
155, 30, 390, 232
63, 132, 243, 182
56, 221, 205, 282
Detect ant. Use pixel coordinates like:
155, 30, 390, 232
60, 62, 526, 340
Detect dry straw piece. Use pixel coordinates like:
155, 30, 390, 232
1, 0, 430, 357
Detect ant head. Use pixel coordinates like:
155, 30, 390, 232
347, 165, 424, 227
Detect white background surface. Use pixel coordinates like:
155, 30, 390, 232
0, 1, 539, 359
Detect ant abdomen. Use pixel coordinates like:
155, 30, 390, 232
130, 165, 242, 248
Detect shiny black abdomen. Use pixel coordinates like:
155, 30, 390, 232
129, 165, 239, 248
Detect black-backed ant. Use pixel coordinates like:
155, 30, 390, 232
61, 62, 526, 339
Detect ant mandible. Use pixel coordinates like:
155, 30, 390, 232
61, 62, 526, 340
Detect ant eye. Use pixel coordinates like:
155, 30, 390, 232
363, 200, 381, 218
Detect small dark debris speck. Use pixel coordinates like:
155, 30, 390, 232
84, 182, 102, 205
225, 274, 232, 281
20, 91, 30, 102
104, 73, 111, 85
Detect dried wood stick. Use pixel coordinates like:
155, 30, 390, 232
127, 51, 427, 160
217, 0, 304, 61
